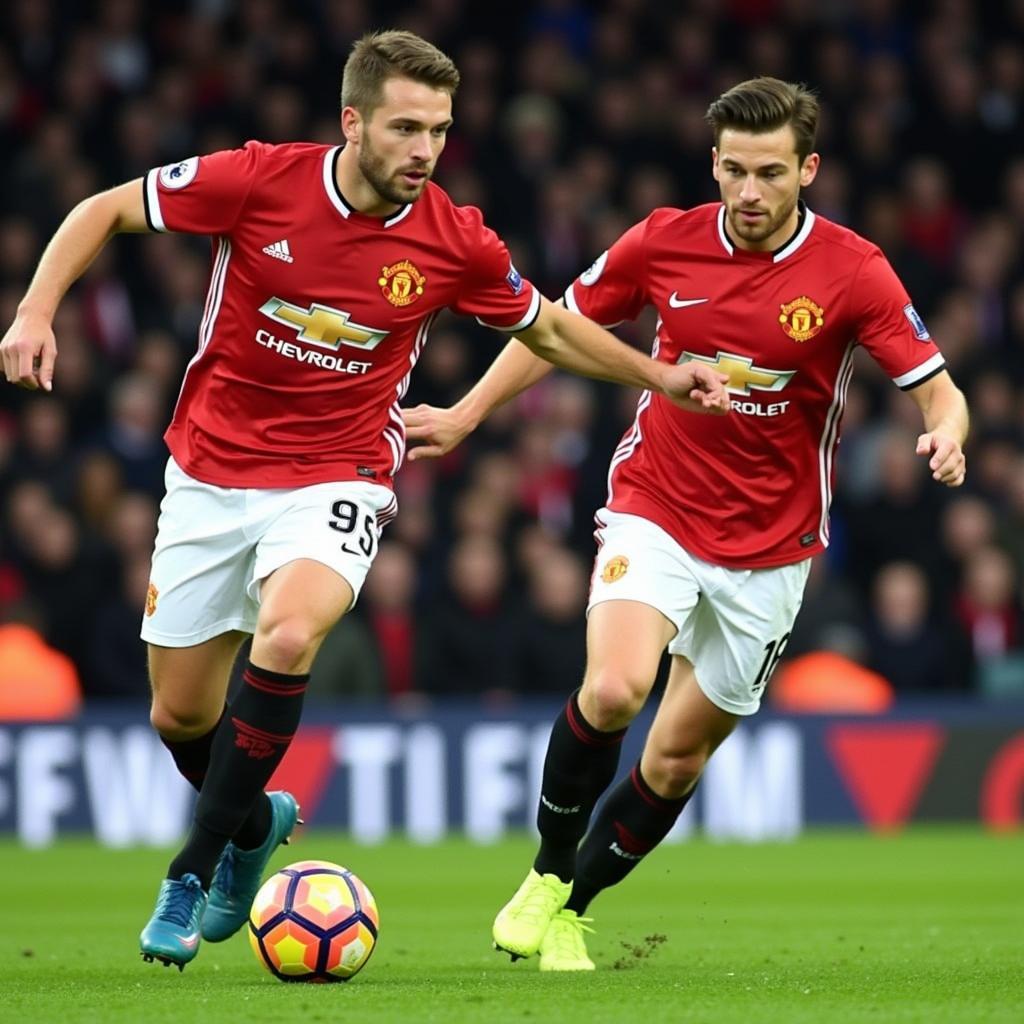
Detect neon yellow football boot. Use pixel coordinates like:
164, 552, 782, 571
492, 869, 571, 961
538, 909, 596, 971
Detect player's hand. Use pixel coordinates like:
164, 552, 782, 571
1, 311, 57, 391
916, 431, 965, 487
662, 361, 731, 415
402, 403, 475, 461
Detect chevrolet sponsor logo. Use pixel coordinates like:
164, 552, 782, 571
680, 350, 794, 396
259, 297, 389, 351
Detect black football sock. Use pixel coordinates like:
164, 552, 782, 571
566, 763, 695, 915
159, 707, 274, 852
167, 662, 308, 888
533, 689, 627, 884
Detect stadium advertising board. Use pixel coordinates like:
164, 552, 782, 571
0, 703, 1021, 846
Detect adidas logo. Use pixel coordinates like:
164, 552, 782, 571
262, 239, 293, 263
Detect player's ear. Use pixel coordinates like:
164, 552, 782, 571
711, 146, 720, 182
341, 106, 362, 145
799, 152, 820, 188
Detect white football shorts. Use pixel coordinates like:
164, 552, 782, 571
588, 509, 811, 715
141, 457, 397, 647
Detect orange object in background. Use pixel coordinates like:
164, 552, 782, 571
771, 651, 895, 714
0, 624, 82, 720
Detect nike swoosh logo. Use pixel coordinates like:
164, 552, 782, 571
668, 294, 709, 308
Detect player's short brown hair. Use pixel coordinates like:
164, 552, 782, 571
341, 30, 460, 115
705, 78, 819, 163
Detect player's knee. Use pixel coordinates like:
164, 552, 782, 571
581, 668, 649, 730
149, 698, 214, 740
253, 615, 322, 673
645, 750, 706, 798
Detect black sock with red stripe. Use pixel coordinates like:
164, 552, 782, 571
566, 763, 695, 915
159, 708, 273, 851
533, 689, 627, 883
167, 662, 308, 888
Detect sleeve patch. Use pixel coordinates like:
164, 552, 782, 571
505, 263, 524, 295
158, 157, 199, 190
902, 303, 930, 341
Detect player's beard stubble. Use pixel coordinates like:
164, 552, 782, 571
358, 136, 433, 207
726, 189, 799, 246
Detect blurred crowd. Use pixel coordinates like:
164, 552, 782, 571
1, 0, 1024, 712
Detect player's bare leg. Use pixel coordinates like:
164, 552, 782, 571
542, 658, 737, 970
639, 656, 738, 800
493, 600, 673, 962
201, 559, 355, 940
142, 560, 351, 967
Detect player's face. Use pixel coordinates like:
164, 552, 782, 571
712, 126, 819, 251
356, 77, 452, 206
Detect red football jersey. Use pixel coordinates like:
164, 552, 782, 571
565, 204, 945, 568
143, 143, 539, 488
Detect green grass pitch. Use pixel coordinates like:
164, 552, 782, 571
1, 829, 1021, 1024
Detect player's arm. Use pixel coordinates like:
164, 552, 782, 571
405, 297, 730, 460
404, 334, 550, 460
906, 369, 968, 487
1, 180, 148, 390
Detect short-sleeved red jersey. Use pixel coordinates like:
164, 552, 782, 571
565, 203, 945, 568
144, 142, 539, 488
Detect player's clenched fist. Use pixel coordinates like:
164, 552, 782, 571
662, 361, 731, 415
0, 312, 57, 391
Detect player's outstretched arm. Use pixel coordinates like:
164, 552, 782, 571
515, 297, 729, 410
404, 336, 553, 461
1, 180, 148, 391
907, 369, 969, 487
404, 297, 729, 461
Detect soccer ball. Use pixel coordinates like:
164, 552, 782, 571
248, 860, 379, 982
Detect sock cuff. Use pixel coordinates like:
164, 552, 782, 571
158, 707, 225, 750
564, 689, 628, 748
243, 661, 310, 696
630, 763, 693, 813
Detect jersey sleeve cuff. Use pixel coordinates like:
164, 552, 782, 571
143, 169, 167, 232
895, 352, 945, 390
563, 281, 624, 328
475, 286, 541, 333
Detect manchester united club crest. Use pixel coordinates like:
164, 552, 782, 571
779, 295, 825, 342
145, 582, 159, 617
600, 555, 630, 583
379, 259, 426, 307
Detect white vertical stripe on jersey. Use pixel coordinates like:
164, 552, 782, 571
605, 333, 660, 506
385, 312, 438, 476
168, 237, 231, 421
606, 389, 653, 506
145, 169, 166, 232
816, 343, 855, 546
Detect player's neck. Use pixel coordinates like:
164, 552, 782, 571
335, 148, 404, 218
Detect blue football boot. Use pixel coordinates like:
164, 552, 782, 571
140, 873, 208, 970
201, 791, 301, 942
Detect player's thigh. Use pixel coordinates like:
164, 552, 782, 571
641, 655, 738, 790
582, 599, 677, 702
250, 480, 396, 670
252, 558, 355, 672
142, 457, 259, 646
583, 510, 703, 721
148, 629, 248, 735
675, 557, 812, 716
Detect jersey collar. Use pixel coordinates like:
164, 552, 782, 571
716, 200, 815, 262
322, 146, 414, 229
